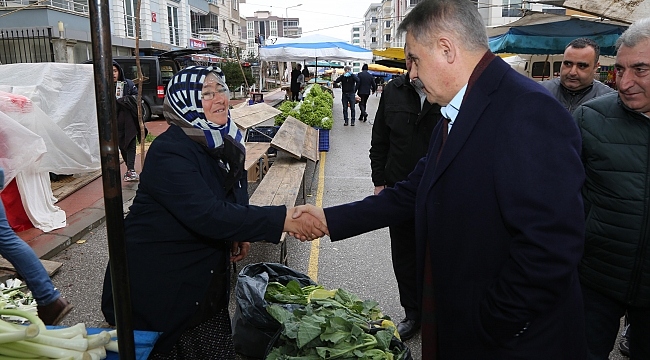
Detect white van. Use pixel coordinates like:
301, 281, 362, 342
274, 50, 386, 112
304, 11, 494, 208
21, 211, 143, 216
504, 54, 616, 81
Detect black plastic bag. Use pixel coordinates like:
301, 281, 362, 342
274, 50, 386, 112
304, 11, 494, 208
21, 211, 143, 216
232, 262, 317, 359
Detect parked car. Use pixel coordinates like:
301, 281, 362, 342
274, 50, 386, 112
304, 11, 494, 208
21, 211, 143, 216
109, 48, 220, 121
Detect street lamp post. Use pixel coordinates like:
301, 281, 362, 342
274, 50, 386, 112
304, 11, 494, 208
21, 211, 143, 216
284, 3, 302, 32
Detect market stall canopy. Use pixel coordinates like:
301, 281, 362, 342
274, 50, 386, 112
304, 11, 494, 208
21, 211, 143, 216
488, 12, 628, 55
304, 60, 344, 68
376, 59, 407, 69
367, 63, 406, 74
372, 47, 406, 60
259, 34, 373, 62
526, 0, 649, 24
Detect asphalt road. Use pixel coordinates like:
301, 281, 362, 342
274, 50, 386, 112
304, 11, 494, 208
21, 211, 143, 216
45, 87, 626, 360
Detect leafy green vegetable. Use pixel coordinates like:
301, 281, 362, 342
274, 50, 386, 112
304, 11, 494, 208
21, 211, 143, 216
264, 284, 408, 360
265, 280, 324, 305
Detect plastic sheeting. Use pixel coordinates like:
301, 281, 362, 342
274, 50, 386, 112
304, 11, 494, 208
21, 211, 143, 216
0, 63, 100, 232
488, 12, 628, 55
259, 34, 374, 62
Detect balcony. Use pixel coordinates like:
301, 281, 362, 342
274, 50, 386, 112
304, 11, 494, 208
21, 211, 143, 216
1, 0, 89, 15
194, 27, 219, 41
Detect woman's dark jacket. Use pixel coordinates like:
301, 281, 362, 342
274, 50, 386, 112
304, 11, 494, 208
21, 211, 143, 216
370, 74, 441, 187
113, 60, 143, 150
101, 125, 286, 352
574, 92, 650, 307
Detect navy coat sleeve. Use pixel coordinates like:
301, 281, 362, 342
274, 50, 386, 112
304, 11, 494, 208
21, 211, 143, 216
137, 128, 286, 243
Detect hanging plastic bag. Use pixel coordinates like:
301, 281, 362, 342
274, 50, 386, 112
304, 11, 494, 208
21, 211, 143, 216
232, 262, 317, 359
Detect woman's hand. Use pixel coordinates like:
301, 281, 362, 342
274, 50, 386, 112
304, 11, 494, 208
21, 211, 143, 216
230, 242, 250, 262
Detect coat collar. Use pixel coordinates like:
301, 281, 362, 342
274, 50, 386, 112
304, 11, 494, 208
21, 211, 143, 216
425, 55, 509, 188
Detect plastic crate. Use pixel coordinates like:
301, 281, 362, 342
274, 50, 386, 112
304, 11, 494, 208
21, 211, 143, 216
318, 128, 330, 152
245, 126, 279, 142
245, 126, 279, 155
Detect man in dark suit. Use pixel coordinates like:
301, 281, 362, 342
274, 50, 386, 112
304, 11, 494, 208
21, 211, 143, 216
292, 0, 587, 358
356, 64, 377, 122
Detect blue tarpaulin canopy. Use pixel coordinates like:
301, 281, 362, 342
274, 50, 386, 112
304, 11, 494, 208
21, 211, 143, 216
488, 12, 628, 55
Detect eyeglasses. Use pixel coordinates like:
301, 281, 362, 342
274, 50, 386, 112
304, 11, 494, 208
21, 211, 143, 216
201, 87, 228, 100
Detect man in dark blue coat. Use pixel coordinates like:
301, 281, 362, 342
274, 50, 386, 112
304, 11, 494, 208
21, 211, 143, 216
293, 0, 587, 358
356, 63, 377, 122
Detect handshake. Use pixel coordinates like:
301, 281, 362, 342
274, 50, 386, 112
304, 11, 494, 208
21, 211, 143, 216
284, 205, 328, 241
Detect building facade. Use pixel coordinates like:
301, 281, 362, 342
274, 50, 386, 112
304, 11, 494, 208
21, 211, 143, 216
0, 0, 246, 64
359, 0, 566, 51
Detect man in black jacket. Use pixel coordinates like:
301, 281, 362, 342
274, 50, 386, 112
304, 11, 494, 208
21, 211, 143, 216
356, 64, 377, 122
333, 66, 360, 126
369, 50, 441, 340
573, 18, 650, 359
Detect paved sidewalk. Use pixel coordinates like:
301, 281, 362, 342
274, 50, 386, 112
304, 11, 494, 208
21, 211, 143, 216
15, 87, 287, 262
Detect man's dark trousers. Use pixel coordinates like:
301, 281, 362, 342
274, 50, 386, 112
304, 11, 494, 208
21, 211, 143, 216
582, 285, 650, 359
389, 219, 420, 322
341, 92, 356, 124
291, 86, 300, 101
359, 94, 370, 120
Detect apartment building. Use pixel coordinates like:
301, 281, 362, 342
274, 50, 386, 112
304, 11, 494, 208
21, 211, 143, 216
242, 10, 301, 58
0, 0, 245, 64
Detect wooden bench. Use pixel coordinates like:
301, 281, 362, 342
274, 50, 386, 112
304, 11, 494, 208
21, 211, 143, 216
247, 116, 320, 264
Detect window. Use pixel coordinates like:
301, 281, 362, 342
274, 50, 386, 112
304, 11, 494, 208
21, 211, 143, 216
352, 39, 359, 44
270, 21, 277, 30
232, 24, 235, 35
353, 33, 359, 38
409, 0, 420, 6
371, 37, 377, 43
371, 17, 378, 23
124, 0, 137, 38
502, 0, 522, 17
385, 21, 391, 28
530, 61, 562, 79
247, 30, 254, 39
167, 5, 180, 46
247, 21, 254, 30
385, 34, 391, 41
284, 20, 298, 27
353, 27, 359, 32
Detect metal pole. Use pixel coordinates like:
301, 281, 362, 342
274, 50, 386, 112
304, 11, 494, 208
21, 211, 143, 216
87, 0, 136, 358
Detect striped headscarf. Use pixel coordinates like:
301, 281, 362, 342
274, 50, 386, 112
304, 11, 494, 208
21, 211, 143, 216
163, 66, 245, 190
163, 65, 244, 149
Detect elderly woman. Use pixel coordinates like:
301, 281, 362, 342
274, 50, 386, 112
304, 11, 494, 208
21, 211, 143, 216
101, 66, 325, 359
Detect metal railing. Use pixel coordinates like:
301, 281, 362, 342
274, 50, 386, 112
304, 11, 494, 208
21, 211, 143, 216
1, 0, 89, 15
0, 27, 54, 64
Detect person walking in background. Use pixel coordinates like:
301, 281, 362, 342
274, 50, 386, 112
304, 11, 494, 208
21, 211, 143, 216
333, 66, 359, 126
290, 64, 302, 102
0, 167, 73, 325
292, 0, 587, 358
356, 64, 377, 122
369, 46, 441, 341
539, 37, 614, 113
113, 61, 143, 182
101, 66, 325, 359
573, 18, 650, 360
301, 66, 310, 84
